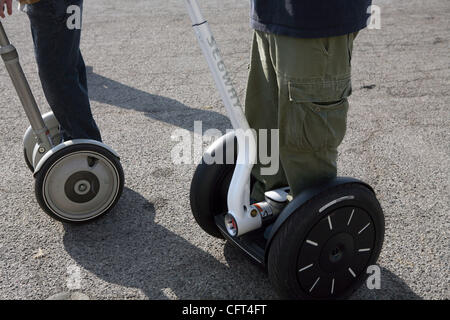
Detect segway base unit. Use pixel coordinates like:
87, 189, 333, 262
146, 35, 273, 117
0, 21, 124, 223
185, 0, 385, 300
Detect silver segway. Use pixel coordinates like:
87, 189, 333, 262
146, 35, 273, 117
0, 21, 124, 223
185, 0, 385, 299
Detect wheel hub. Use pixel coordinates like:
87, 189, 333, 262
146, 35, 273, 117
74, 180, 91, 195
64, 171, 99, 203
319, 233, 354, 272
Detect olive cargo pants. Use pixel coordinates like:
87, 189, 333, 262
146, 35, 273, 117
245, 30, 357, 200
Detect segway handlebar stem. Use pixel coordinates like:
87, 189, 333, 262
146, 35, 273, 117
184, 0, 250, 131
0, 21, 53, 151
185, 0, 261, 236
0, 21, 10, 45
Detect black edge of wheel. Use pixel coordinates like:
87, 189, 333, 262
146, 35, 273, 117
190, 137, 238, 239
34, 143, 125, 224
24, 147, 34, 172
267, 183, 384, 300
190, 158, 235, 238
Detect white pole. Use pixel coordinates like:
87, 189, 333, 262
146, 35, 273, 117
184, 0, 250, 131
184, 0, 261, 236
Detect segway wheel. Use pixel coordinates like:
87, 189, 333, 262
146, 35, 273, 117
24, 148, 34, 172
267, 183, 384, 299
34, 143, 124, 223
190, 159, 235, 239
23, 111, 61, 172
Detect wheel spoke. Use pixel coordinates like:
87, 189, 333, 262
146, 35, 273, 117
298, 263, 314, 273
358, 222, 371, 234
327, 215, 333, 231
331, 278, 335, 295
309, 277, 320, 293
347, 209, 355, 226
348, 267, 356, 278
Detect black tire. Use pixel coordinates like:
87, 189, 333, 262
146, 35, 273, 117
24, 147, 34, 172
268, 183, 384, 300
34, 143, 124, 223
190, 159, 235, 238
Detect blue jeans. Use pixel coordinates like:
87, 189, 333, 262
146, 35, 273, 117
26, 0, 102, 141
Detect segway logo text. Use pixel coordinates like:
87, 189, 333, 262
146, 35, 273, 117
170, 38, 280, 175
207, 36, 242, 109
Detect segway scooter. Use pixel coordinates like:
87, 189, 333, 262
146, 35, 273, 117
186, 0, 385, 299
0, 21, 124, 223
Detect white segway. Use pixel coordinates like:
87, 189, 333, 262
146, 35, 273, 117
0, 21, 124, 223
185, 0, 385, 299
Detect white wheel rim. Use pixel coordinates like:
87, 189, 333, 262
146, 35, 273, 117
42, 150, 120, 221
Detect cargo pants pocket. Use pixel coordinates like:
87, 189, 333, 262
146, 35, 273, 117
285, 78, 351, 152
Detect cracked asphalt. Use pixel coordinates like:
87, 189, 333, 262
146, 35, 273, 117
0, 0, 448, 299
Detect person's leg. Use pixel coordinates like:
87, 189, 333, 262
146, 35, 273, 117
244, 31, 289, 202
26, 0, 101, 141
271, 32, 356, 197
77, 51, 89, 96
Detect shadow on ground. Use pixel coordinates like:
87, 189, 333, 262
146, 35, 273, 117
224, 239, 421, 300
62, 187, 419, 299
63, 187, 274, 299
86, 66, 231, 132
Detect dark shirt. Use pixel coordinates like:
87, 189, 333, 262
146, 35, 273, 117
250, 0, 372, 38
